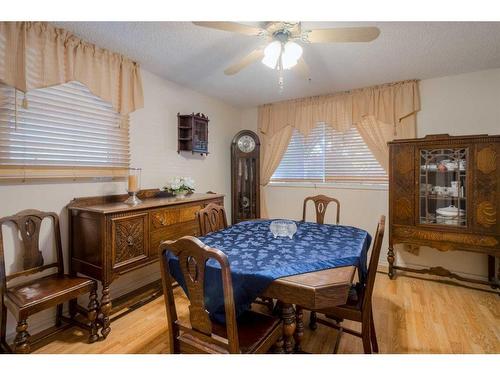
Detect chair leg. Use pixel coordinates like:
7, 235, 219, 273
332, 326, 343, 354
309, 311, 318, 330
69, 298, 78, 319
87, 286, 99, 343
55, 304, 63, 327
361, 324, 372, 354
265, 297, 274, 313
14, 319, 30, 354
370, 310, 379, 353
0, 300, 8, 353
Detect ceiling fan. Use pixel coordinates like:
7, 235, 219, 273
193, 21, 380, 89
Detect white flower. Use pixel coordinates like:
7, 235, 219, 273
164, 176, 195, 192
184, 177, 195, 189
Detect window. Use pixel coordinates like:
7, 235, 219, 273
0, 81, 130, 181
271, 123, 387, 185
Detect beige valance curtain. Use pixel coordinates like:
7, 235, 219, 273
258, 79, 420, 138
258, 79, 420, 217
0, 21, 143, 115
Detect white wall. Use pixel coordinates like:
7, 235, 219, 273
0, 69, 246, 340
263, 68, 500, 280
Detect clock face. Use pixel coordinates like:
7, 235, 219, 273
237, 135, 256, 153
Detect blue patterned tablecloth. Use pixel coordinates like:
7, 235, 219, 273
166, 220, 371, 323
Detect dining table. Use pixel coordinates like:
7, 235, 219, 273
167, 219, 372, 353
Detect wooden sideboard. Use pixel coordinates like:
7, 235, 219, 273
388, 134, 500, 289
67, 190, 224, 338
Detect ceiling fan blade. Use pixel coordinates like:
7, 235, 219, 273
295, 57, 310, 80
224, 48, 264, 75
192, 22, 263, 36
307, 27, 380, 43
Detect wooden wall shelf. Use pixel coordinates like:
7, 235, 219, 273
177, 113, 209, 156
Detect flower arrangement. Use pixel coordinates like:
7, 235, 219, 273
163, 176, 195, 197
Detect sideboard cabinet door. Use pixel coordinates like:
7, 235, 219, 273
110, 212, 149, 271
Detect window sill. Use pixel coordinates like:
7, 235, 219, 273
268, 181, 388, 191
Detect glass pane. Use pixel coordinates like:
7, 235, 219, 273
419, 148, 467, 227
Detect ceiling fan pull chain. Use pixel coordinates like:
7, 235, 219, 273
278, 44, 285, 92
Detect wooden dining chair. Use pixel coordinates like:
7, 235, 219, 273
159, 236, 283, 354
0, 210, 99, 353
196, 203, 228, 236
302, 194, 341, 225
302, 194, 341, 329
309, 215, 385, 354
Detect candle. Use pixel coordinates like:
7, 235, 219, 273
128, 174, 139, 192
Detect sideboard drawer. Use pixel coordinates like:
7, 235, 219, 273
150, 220, 199, 257
110, 212, 149, 270
150, 204, 202, 230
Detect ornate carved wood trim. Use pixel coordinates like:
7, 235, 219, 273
111, 212, 149, 269
393, 226, 498, 250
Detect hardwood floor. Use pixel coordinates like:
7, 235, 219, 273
32, 272, 500, 354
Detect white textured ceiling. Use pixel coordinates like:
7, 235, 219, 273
53, 22, 500, 108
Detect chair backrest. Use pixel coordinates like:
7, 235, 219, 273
302, 195, 341, 225
159, 236, 240, 354
361, 215, 385, 312
196, 203, 228, 236
0, 209, 63, 289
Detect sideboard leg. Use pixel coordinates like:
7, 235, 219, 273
281, 303, 296, 354
387, 247, 396, 279
87, 285, 100, 343
99, 285, 112, 339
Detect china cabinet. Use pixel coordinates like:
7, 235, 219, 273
388, 134, 500, 289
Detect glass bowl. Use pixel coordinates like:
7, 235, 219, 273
269, 220, 297, 239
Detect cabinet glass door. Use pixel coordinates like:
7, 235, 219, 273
419, 148, 467, 227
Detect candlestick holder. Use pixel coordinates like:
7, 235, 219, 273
125, 168, 142, 205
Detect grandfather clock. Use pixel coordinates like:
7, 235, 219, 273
231, 130, 261, 224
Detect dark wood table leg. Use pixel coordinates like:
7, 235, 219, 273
294, 306, 304, 353
281, 303, 296, 354
99, 285, 112, 339
273, 335, 285, 353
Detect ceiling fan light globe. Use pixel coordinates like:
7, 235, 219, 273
281, 41, 302, 69
262, 41, 281, 68
284, 41, 303, 60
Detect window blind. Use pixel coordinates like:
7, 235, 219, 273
0, 81, 130, 181
272, 123, 387, 183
